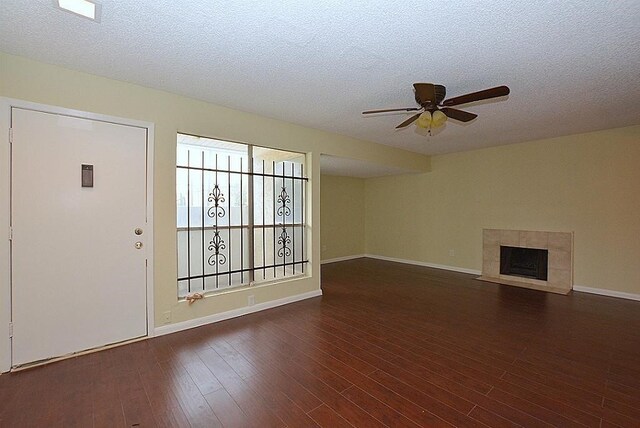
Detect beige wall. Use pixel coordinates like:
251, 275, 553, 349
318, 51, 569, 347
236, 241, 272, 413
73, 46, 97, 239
365, 125, 640, 294
0, 52, 430, 341
320, 175, 365, 261
2, 50, 637, 353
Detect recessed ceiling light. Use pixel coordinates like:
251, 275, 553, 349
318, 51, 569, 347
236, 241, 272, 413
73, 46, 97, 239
55, 0, 101, 22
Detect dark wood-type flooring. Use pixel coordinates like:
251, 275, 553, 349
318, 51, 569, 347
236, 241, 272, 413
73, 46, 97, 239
1, 258, 640, 427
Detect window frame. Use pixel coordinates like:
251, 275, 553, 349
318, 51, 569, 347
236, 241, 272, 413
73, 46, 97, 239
176, 133, 309, 299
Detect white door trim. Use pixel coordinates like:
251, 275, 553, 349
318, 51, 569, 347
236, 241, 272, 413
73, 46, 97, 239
0, 97, 155, 373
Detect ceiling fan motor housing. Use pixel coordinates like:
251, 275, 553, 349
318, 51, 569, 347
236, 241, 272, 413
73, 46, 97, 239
415, 84, 446, 107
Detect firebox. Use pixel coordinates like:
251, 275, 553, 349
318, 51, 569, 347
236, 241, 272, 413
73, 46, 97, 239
500, 246, 548, 280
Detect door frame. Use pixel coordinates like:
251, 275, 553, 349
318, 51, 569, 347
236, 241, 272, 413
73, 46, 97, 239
0, 97, 155, 372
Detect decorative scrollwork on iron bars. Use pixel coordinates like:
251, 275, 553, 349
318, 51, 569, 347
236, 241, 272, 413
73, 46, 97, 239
207, 184, 227, 266
208, 228, 227, 266
207, 184, 226, 218
276, 186, 291, 217
277, 226, 292, 258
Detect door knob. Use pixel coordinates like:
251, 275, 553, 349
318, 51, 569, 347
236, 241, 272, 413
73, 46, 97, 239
135, 228, 143, 235
135, 241, 143, 249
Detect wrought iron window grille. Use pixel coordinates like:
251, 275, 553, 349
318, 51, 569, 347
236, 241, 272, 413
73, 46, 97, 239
176, 138, 308, 298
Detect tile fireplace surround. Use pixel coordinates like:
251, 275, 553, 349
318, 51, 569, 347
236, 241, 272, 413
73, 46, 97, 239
479, 229, 573, 295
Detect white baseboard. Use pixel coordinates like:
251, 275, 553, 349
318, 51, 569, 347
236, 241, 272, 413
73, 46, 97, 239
362, 256, 640, 303
364, 254, 482, 275
154, 289, 323, 337
320, 254, 366, 265
573, 285, 640, 302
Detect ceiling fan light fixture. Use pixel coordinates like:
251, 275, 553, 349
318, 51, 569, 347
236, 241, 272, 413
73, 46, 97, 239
431, 110, 448, 127
416, 111, 432, 129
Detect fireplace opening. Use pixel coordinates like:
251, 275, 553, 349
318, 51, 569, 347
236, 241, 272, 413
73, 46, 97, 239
500, 246, 548, 280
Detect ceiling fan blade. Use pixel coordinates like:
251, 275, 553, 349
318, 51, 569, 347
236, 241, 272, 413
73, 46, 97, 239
442, 85, 510, 107
413, 83, 437, 104
362, 107, 421, 114
396, 113, 421, 129
441, 108, 478, 122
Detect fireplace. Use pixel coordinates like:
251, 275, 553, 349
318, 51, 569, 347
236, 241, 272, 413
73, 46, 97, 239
500, 246, 548, 280
479, 229, 573, 294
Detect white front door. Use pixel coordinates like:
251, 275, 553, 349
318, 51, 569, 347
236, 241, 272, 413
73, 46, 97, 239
11, 107, 148, 367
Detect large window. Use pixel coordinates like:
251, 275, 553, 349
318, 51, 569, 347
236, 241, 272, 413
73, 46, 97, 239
176, 134, 307, 298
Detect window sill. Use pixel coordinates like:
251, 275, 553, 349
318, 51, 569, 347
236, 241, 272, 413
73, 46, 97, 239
179, 272, 310, 303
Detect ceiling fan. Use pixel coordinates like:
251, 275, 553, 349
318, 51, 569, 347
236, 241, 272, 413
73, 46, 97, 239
362, 83, 510, 130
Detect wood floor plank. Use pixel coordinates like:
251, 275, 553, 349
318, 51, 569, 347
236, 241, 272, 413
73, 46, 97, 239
603, 398, 640, 423
348, 373, 455, 427
2, 258, 640, 427
606, 380, 640, 401
488, 386, 590, 428
209, 339, 260, 380
183, 357, 224, 396
605, 383, 640, 409
341, 385, 421, 428
196, 346, 247, 391
491, 378, 602, 427
505, 363, 603, 404
468, 405, 522, 428
291, 308, 502, 397
56, 357, 97, 427
600, 405, 640, 428
245, 373, 321, 427
223, 379, 286, 427
203, 388, 251, 428
372, 360, 477, 414
92, 361, 127, 428
118, 372, 157, 428
368, 369, 489, 427
268, 314, 379, 374
308, 404, 354, 428
221, 339, 324, 413
138, 361, 191, 427
235, 335, 386, 427
159, 359, 223, 427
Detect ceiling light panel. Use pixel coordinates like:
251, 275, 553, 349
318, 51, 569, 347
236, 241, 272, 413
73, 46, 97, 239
56, 0, 101, 21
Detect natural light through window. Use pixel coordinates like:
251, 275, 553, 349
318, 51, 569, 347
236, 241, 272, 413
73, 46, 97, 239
176, 134, 308, 298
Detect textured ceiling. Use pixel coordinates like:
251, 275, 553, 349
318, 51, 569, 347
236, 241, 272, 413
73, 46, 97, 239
1, 0, 639, 157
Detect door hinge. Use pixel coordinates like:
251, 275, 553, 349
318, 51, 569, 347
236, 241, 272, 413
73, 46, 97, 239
8, 227, 12, 241
9, 323, 13, 338
8, 128, 13, 144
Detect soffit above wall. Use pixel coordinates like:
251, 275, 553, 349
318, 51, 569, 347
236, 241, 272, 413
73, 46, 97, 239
320, 155, 419, 178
